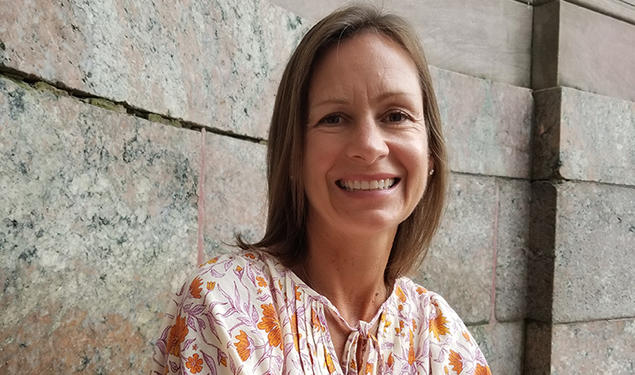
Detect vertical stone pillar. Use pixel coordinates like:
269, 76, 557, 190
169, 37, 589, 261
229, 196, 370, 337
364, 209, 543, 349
527, 1, 635, 373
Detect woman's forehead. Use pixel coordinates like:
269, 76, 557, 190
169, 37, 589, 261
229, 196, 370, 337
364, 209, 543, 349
307, 32, 421, 106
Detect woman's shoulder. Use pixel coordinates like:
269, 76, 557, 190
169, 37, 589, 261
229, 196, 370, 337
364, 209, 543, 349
395, 277, 467, 328
185, 249, 284, 298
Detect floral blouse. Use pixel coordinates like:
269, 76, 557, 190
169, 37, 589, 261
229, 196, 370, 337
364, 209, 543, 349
151, 251, 491, 374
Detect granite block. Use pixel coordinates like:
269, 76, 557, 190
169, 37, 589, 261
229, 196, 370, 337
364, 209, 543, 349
565, 0, 635, 24
527, 181, 558, 323
432, 67, 533, 178
550, 318, 635, 375
0, 0, 309, 139
533, 87, 635, 185
552, 181, 635, 323
271, 0, 533, 86
0, 76, 199, 373
495, 179, 531, 321
532, 88, 563, 181
470, 321, 525, 375
558, 88, 635, 185
414, 173, 496, 324
201, 133, 267, 256
533, 1, 635, 102
524, 321, 552, 375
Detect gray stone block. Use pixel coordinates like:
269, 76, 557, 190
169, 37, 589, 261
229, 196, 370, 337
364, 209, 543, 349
533, 0, 635, 27
534, 87, 635, 186
432, 67, 533, 178
470, 321, 525, 375
527, 181, 558, 323
0, 0, 308, 139
202, 134, 267, 255
524, 321, 552, 375
533, 1, 635, 102
527, 318, 635, 375
271, 0, 534, 86
0, 76, 199, 373
550, 318, 635, 375
552, 181, 635, 323
495, 179, 531, 321
414, 173, 497, 325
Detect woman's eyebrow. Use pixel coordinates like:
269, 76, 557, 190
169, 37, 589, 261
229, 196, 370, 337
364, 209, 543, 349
309, 97, 350, 109
371, 91, 419, 103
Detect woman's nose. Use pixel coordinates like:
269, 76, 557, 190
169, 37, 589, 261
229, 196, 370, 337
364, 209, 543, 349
345, 118, 389, 164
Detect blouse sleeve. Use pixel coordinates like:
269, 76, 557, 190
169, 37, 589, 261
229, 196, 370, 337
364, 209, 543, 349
427, 293, 492, 375
150, 274, 241, 375
150, 253, 284, 375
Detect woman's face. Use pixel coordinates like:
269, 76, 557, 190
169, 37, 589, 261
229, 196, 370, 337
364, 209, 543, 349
303, 31, 432, 237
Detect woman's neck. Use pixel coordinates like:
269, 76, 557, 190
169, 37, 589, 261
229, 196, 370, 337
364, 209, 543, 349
300, 220, 396, 325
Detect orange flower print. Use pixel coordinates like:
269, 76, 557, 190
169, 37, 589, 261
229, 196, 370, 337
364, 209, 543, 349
396, 285, 407, 303
166, 314, 189, 356
206, 256, 219, 264
395, 320, 404, 335
206, 281, 216, 291
234, 330, 251, 361
257, 304, 283, 350
365, 363, 373, 374
295, 285, 302, 301
189, 276, 203, 299
475, 364, 492, 375
444, 365, 449, 374
449, 350, 463, 373
235, 265, 243, 272
408, 329, 415, 365
462, 331, 471, 342
325, 352, 336, 373
311, 308, 325, 332
416, 286, 427, 295
430, 307, 449, 340
244, 252, 256, 259
290, 313, 301, 352
185, 353, 203, 373
256, 276, 268, 287
387, 353, 394, 368
218, 350, 228, 367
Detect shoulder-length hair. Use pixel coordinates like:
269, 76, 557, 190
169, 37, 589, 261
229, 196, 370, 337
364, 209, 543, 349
237, 4, 447, 282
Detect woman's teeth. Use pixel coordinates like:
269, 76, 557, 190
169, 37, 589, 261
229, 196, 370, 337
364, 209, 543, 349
338, 178, 397, 191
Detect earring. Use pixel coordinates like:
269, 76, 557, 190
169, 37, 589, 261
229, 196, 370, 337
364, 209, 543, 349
429, 169, 435, 176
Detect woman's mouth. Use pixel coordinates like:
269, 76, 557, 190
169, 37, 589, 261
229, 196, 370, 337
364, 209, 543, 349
336, 178, 400, 191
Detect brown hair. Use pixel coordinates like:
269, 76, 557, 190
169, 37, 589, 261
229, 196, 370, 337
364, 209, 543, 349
237, 4, 447, 282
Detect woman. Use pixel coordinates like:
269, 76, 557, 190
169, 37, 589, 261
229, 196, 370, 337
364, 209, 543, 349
152, 5, 490, 375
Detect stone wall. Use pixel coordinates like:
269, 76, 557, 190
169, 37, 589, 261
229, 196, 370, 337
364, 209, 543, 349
0, 0, 632, 374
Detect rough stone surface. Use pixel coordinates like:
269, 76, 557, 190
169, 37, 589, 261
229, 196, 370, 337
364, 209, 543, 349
495, 179, 531, 321
552, 181, 635, 323
559, 88, 635, 185
0, 0, 308, 139
201, 134, 267, 257
432, 67, 533, 178
550, 318, 635, 375
415, 173, 496, 324
0, 76, 199, 373
524, 321, 552, 375
531, 0, 635, 24
470, 321, 525, 375
532, 88, 562, 181
533, 87, 635, 185
533, 1, 635, 102
271, 0, 533, 86
527, 181, 558, 323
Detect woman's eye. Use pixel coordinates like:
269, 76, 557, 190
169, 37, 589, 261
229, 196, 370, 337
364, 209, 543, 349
385, 111, 409, 123
318, 114, 343, 125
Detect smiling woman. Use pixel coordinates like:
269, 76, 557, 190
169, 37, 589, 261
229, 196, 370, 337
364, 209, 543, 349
152, 5, 490, 375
